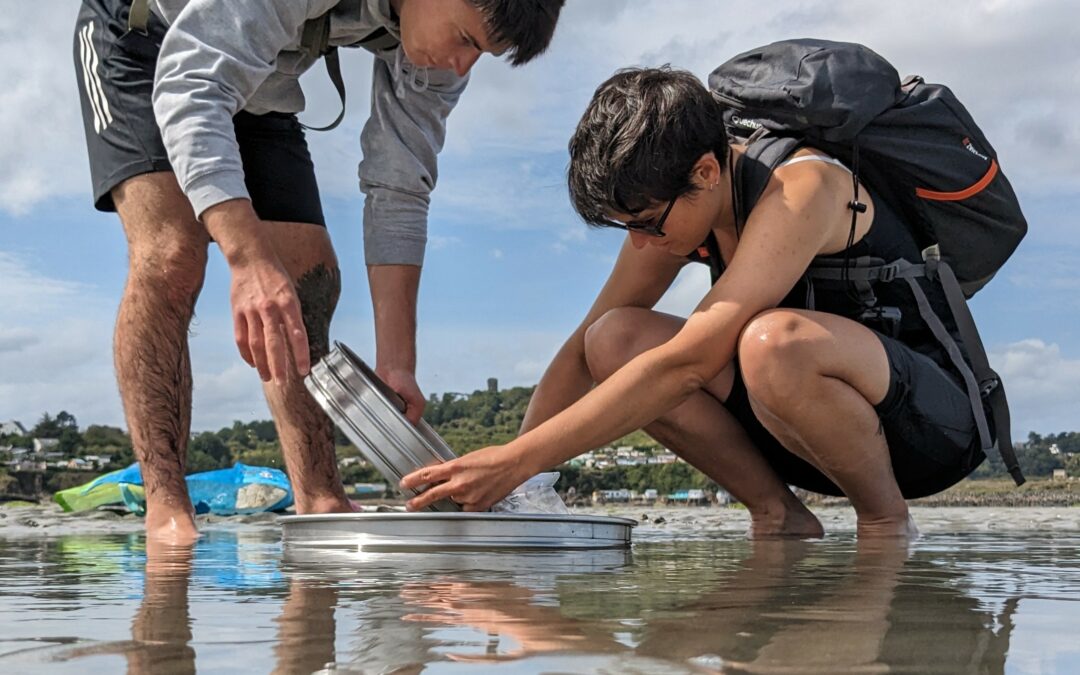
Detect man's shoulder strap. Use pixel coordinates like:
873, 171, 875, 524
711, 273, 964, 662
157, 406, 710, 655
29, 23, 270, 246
300, 9, 401, 132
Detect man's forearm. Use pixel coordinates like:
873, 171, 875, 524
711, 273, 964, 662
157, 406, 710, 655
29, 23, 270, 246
367, 264, 421, 372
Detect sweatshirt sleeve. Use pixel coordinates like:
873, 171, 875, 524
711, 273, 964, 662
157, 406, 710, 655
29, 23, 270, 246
151, 0, 324, 219
359, 48, 469, 266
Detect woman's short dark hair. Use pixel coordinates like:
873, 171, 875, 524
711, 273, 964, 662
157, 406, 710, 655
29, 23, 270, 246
469, 0, 565, 66
568, 66, 730, 227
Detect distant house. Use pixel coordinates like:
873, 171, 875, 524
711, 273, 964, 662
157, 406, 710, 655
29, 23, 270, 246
0, 420, 27, 437
1052, 468, 1068, 481
33, 438, 60, 453
596, 489, 631, 503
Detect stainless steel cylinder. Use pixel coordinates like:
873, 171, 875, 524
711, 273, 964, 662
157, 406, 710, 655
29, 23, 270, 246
305, 341, 460, 512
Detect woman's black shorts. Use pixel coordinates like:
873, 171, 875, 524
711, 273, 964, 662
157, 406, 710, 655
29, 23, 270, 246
725, 331, 987, 499
73, 0, 324, 225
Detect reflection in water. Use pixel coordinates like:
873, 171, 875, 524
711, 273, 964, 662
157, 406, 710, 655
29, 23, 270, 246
398, 580, 622, 663
0, 528, 1076, 673
273, 577, 337, 675
127, 540, 196, 674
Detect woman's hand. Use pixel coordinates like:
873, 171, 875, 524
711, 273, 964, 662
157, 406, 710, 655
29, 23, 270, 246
399, 444, 532, 512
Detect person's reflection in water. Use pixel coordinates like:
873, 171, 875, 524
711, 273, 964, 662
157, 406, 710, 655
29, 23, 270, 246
635, 538, 1014, 673
126, 537, 197, 675
272, 577, 339, 675
399, 579, 624, 663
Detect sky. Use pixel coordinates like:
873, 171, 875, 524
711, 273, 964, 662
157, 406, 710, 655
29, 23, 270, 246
0, 0, 1078, 440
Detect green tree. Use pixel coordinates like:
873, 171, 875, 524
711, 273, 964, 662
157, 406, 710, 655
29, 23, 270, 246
57, 427, 82, 455
83, 425, 130, 448
32, 413, 61, 438
189, 432, 232, 469
1065, 453, 1080, 477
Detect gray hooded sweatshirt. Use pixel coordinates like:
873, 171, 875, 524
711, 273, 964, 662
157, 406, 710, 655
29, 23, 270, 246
150, 0, 469, 266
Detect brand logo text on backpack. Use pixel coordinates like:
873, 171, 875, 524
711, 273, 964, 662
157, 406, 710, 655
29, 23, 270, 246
963, 137, 989, 162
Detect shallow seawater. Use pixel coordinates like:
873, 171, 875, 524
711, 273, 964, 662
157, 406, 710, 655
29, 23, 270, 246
1, 508, 1079, 674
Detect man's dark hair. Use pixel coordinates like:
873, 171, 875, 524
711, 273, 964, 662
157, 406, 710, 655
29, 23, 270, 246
568, 66, 730, 227
469, 0, 565, 66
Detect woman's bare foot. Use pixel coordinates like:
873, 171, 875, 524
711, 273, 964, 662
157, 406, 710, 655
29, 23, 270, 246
747, 497, 825, 539
856, 511, 920, 539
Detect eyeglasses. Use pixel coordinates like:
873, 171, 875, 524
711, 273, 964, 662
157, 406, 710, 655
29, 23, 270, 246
604, 196, 677, 238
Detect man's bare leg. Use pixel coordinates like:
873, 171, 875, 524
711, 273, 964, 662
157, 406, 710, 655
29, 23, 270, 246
112, 172, 208, 543
738, 309, 917, 538
584, 307, 823, 538
261, 221, 351, 514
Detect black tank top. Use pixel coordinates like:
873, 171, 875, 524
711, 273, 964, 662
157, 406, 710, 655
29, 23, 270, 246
690, 155, 966, 372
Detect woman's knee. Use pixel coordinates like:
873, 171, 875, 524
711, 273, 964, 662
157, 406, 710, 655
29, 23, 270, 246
738, 310, 821, 407
583, 306, 661, 381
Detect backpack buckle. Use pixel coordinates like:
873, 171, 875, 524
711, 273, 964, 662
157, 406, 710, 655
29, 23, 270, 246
878, 263, 900, 283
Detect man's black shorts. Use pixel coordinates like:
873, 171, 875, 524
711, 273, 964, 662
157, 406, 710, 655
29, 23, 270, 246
725, 332, 987, 499
73, 0, 325, 225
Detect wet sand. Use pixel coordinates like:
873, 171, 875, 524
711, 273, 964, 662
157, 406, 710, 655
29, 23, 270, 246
2, 500, 1078, 538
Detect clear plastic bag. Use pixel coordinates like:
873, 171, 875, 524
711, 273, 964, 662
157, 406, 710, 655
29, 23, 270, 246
490, 471, 569, 514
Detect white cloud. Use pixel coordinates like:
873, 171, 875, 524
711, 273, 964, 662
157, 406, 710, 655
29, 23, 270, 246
991, 339, 1080, 438
0, 1, 89, 216
7, 1, 1078, 217
0, 251, 89, 314
191, 362, 272, 428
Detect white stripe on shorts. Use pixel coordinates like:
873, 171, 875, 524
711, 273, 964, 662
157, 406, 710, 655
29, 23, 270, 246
79, 22, 113, 134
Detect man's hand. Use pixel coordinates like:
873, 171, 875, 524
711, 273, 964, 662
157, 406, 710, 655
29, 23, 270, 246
399, 444, 532, 512
230, 257, 310, 382
376, 366, 426, 424
203, 199, 310, 382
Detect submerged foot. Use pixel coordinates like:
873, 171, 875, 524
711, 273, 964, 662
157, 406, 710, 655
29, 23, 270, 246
856, 512, 920, 539
145, 505, 200, 545
747, 500, 825, 539
296, 495, 357, 515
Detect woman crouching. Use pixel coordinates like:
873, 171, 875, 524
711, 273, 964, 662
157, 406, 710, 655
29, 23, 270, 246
402, 67, 988, 538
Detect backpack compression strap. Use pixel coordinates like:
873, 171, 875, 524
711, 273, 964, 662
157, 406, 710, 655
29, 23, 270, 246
128, 0, 150, 33
807, 258, 1025, 484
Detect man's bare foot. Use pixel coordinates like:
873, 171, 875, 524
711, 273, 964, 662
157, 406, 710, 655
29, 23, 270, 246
747, 499, 825, 539
145, 504, 200, 544
856, 512, 920, 539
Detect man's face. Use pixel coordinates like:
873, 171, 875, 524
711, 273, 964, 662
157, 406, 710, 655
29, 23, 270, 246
396, 0, 503, 76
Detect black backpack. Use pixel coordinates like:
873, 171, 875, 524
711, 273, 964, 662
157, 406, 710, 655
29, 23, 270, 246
707, 39, 1027, 484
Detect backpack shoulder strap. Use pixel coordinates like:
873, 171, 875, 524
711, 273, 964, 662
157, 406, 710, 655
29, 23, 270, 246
735, 135, 803, 230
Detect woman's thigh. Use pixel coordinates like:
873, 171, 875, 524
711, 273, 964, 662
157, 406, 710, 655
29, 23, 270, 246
584, 306, 737, 402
